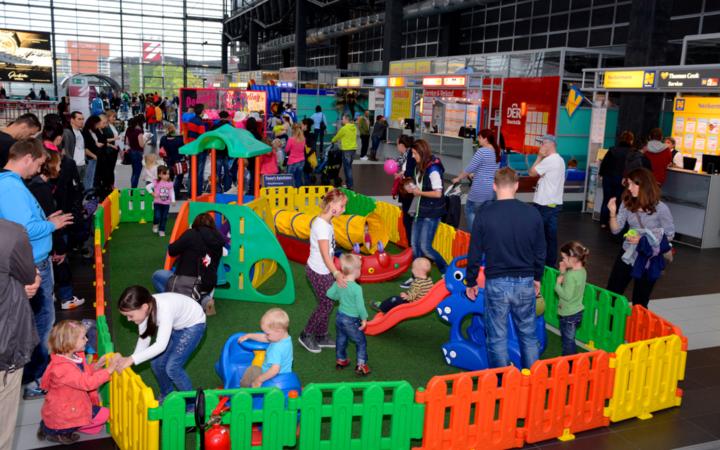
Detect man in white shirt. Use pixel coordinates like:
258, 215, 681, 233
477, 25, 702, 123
62, 112, 87, 180
529, 134, 565, 267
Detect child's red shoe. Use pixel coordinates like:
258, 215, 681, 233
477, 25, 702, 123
336, 359, 351, 370
355, 364, 371, 376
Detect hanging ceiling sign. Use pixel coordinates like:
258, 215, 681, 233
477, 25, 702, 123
658, 69, 720, 89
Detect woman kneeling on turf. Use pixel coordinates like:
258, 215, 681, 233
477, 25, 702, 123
115, 285, 206, 404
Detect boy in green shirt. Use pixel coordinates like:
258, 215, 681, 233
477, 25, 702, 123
555, 241, 589, 355
327, 253, 370, 375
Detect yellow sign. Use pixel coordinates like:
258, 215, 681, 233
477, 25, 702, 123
416, 60, 431, 74
423, 77, 443, 87
673, 96, 720, 115
603, 71, 645, 89
672, 96, 720, 155
388, 77, 405, 87
390, 89, 412, 121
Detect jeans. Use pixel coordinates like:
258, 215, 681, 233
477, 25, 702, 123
313, 129, 325, 156
559, 311, 583, 356
335, 312, 368, 364
152, 269, 173, 293
378, 295, 407, 313
196, 152, 207, 195
341, 150, 355, 189
484, 276, 539, 369
287, 161, 305, 187
360, 135, 370, 157
150, 323, 206, 400
534, 204, 561, 267
411, 217, 447, 274
23, 258, 55, 384
153, 203, 170, 232
149, 122, 158, 146
465, 199, 489, 232
216, 156, 233, 192
129, 151, 143, 189
370, 136, 381, 159
83, 159, 96, 192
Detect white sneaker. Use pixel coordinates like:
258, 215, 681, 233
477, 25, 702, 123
61, 296, 85, 310
159, 231, 166, 237
152, 225, 159, 233
360, 156, 369, 161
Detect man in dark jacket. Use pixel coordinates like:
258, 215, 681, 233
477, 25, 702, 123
0, 219, 40, 449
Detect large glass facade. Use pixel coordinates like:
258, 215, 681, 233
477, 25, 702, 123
0, 0, 225, 97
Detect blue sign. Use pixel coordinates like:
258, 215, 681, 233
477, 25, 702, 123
263, 174, 295, 187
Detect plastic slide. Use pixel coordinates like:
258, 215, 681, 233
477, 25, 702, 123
364, 281, 450, 336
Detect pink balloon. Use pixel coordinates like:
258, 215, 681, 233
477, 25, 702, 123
383, 159, 399, 175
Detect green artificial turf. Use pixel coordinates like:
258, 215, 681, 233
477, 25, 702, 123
108, 220, 565, 396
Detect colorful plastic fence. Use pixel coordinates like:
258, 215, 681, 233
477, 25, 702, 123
109, 364, 160, 450
119, 188, 154, 223
340, 187, 377, 216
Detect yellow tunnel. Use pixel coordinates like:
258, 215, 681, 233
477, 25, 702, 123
272, 209, 389, 254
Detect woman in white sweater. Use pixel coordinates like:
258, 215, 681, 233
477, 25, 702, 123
115, 286, 206, 402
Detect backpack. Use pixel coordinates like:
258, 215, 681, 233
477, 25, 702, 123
155, 106, 163, 122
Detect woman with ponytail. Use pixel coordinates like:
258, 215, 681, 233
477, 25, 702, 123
114, 286, 206, 403
452, 129, 501, 231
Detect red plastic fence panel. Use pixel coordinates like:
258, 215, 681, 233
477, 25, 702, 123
452, 230, 471, 259
524, 351, 614, 443
625, 305, 688, 350
414, 366, 527, 450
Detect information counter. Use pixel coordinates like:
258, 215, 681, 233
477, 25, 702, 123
419, 132, 474, 178
663, 168, 720, 248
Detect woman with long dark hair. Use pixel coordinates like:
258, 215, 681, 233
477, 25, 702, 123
114, 285, 206, 403
406, 139, 448, 275
452, 128, 501, 231
606, 168, 675, 308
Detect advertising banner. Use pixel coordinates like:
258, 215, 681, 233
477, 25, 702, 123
390, 89, 412, 122
179, 88, 267, 124
0, 29, 53, 83
500, 76, 560, 154
672, 96, 720, 155
658, 69, 720, 89
68, 76, 90, 118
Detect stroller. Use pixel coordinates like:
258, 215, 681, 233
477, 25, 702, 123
315, 143, 343, 187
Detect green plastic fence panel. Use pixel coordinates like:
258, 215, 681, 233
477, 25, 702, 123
298, 381, 423, 450
94, 205, 106, 248
95, 315, 113, 406
541, 267, 560, 329
119, 188, 154, 223
340, 188, 377, 216
576, 285, 631, 352
150, 388, 298, 450
188, 201, 295, 303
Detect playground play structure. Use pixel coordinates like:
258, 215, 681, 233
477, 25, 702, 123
90, 125, 687, 449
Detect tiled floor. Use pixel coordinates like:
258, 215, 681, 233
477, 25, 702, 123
13, 140, 720, 449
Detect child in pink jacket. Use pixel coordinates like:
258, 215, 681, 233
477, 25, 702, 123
39, 320, 119, 444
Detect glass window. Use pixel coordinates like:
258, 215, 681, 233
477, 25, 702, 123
589, 27, 611, 47
532, 16, 549, 33
568, 30, 587, 47
550, 13, 568, 31
551, 0, 571, 13
533, 0, 550, 15
591, 7, 614, 27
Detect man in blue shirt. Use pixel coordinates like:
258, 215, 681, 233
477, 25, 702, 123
465, 167, 545, 370
0, 138, 73, 398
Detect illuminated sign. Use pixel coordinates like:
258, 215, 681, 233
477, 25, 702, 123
673, 96, 720, 115
602, 70, 656, 89
659, 69, 720, 89
424, 89, 466, 98
373, 77, 388, 87
337, 78, 348, 87
443, 76, 466, 87
388, 77, 405, 87
347, 78, 360, 87
422, 77, 443, 87
0, 29, 53, 83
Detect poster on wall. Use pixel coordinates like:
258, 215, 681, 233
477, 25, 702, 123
179, 88, 267, 125
0, 29, 53, 83
68, 76, 89, 118
500, 76, 560, 153
673, 96, 720, 156
390, 89, 412, 124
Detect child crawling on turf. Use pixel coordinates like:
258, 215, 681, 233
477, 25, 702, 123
372, 257, 434, 313
238, 308, 293, 388
327, 253, 370, 375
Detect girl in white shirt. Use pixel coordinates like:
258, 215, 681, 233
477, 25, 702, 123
298, 188, 348, 354
115, 286, 206, 403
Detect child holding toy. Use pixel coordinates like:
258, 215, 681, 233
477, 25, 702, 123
38, 320, 119, 444
327, 253, 370, 375
299, 188, 348, 354
238, 308, 293, 388
147, 165, 175, 236
372, 257, 433, 313
555, 241, 589, 356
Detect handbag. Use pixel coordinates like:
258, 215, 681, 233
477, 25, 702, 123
320, 119, 327, 132
173, 159, 189, 175
121, 150, 131, 165
166, 274, 203, 301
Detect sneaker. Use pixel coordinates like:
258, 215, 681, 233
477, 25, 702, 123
360, 156, 369, 161
61, 296, 85, 310
355, 363, 371, 376
152, 225, 159, 233
46, 433, 80, 444
159, 231, 166, 237
36, 425, 46, 441
336, 358, 351, 370
399, 276, 414, 289
23, 385, 47, 400
315, 334, 336, 348
298, 333, 321, 353
370, 301, 382, 312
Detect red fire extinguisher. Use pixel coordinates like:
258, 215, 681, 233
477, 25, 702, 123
199, 393, 231, 450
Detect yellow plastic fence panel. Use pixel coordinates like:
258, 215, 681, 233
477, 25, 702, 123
109, 366, 160, 450
605, 334, 686, 423
246, 196, 278, 288
295, 185, 332, 214
109, 189, 121, 231
374, 201, 403, 244
431, 222, 456, 265
260, 186, 297, 210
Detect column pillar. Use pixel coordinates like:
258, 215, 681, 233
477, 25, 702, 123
295, 0, 307, 67
248, 20, 259, 70
382, 0, 403, 73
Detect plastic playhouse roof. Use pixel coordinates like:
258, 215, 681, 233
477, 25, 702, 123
179, 124, 270, 158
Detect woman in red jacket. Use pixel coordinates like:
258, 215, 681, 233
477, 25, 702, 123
38, 321, 119, 444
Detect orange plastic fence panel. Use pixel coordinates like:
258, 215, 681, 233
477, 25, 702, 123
524, 351, 613, 443
625, 305, 688, 350
415, 366, 527, 450
452, 230, 471, 259
94, 243, 105, 318
397, 215, 409, 248
164, 201, 189, 271
102, 198, 112, 244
